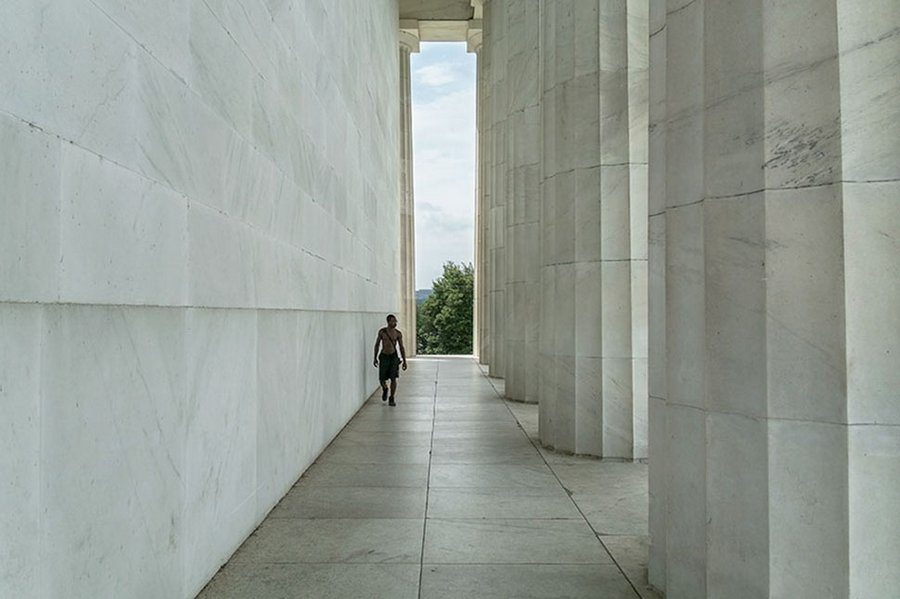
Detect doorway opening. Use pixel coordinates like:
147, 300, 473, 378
410, 42, 476, 356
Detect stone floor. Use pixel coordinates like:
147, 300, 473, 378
198, 357, 659, 599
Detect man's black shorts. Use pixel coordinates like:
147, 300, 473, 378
379, 352, 401, 381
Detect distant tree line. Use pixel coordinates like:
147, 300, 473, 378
417, 262, 473, 355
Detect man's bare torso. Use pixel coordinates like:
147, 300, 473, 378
379, 327, 402, 355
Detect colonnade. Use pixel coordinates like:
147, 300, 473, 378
466, 0, 899, 597
475, 0, 649, 459
647, 1, 899, 596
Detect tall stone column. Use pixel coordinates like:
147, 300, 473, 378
501, 0, 541, 404
479, 0, 649, 454
648, 1, 900, 596
840, 4, 900, 595
478, 3, 494, 368
646, 0, 667, 590
538, 0, 649, 458
470, 27, 488, 364
472, 42, 482, 361
478, 0, 539, 396
483, 0, 506, 378
399, 32, 418, 355
537, 0, 578, 453
625, 0, 650, 459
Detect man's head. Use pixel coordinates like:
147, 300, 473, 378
386, 314, 397, 328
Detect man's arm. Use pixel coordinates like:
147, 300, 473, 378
398, 332, 408, 370
373, 330, 382, 366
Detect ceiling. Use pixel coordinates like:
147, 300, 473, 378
399, 0, 475, 21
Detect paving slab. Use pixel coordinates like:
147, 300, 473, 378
231, 518, 423, 564
424, 518, 612, 564
269, 486, 427, 519
297, 463, 430, 488
198, 358, 650, 598
420, 564, 639, 599
198, 564, 420, 599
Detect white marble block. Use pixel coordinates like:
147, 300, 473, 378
0, 115, 61, 303
0, 305, 43, 598
41, 306, 187, 599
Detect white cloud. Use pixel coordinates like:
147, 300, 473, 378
418, 201, 473, 234
415, 62, 458, 87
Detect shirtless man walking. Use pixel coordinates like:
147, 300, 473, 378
373, 314, 407, 406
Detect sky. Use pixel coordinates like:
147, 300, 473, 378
411, 43, 476, 290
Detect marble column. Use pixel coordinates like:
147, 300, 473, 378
537, 0, 649, 458
537, 0, 578, 453
472, 41, 482, 361
477, 4, 493, 367
646, 0, 667, 590
399, 32, 418, 355
479, 45, 494, 367
501, 0, 541, 404
625, 0, 650, 460
647, 1, 900, 596
483, 0, 506, 378
840, 3, 900, 596
471, 31, 488, 364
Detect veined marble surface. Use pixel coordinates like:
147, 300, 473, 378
0, 0, 399, 313
0, 0, 400, 597
647, 2, 900, 596
0, 306, 42, 598
532, 0, 649, 459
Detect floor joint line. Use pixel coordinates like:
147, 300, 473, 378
417, 359, 439, 599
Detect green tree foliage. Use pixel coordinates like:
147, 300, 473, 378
417, 262, 474, 355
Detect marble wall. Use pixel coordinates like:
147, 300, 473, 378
0, 1, 400, 597
647, 1, 900, 596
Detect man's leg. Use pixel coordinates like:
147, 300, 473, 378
389, 377, 397, 406
380, 379, 388, 401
